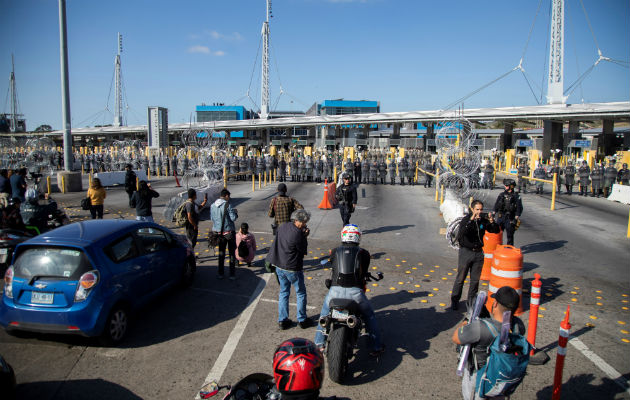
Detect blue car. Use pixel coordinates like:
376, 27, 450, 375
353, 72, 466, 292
0, 220, 195, 345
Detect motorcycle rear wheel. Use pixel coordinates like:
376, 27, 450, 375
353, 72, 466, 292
327, 326, 349, 383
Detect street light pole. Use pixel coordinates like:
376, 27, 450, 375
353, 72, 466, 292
58, 0, 73, 171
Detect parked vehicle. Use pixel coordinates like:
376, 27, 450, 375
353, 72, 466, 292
0, 220, 195, 345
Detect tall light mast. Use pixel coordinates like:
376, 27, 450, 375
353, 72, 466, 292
10, 54, 18, 132
260, 0, 271, 119
547, 0, 567, 104
114, 32, 123, 127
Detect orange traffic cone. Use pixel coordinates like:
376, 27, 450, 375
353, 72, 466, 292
174, 171, 182, 187
318, 179, 333, 210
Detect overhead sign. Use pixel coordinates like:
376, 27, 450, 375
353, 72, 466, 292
271, 140, 283, 145
325, 140, 336, 146
249, 140, 259, 145
574, 140, 591, 148
355, 139, 367, 145
294, 140, 307, 145
389, 139, 400, 145
516, 139, 534, 147
436, 134, 458, 139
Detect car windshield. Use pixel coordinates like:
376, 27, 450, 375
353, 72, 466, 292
13, 246, 92, 281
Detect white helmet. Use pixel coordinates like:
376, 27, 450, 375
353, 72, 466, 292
341, 224, 361, 244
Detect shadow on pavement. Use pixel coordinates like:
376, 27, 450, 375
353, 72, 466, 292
362, 225, 414, 235
535, 373, 628, 399
16, 378, 142, 400
520, 240, 567, 254
342, 290, 462, 385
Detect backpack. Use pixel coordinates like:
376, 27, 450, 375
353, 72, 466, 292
475, 319, 531, 398
174, 201, 188, 227
237, 238, 250, 259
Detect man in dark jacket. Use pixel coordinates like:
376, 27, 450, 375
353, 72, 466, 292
451, 200, 500, 310
335, 175, 357, 225
124, 164, 136, 207
266, 209, 311, 330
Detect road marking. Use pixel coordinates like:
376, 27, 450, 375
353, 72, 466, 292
196, 273, 271, 399
568, 337, 630, 394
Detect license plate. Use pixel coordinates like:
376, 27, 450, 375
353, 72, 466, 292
31, 292, 54, 304
331, 309, 349, 320
0, 248, 7, 255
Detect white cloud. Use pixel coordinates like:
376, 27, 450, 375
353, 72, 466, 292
187, 45, 226, 56
201, 30, 243, 41
188, 45, 210, 54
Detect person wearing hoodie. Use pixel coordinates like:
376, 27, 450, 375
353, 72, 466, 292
210, 189, 238, 280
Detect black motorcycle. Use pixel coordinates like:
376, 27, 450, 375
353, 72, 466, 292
318, 262, 383, 383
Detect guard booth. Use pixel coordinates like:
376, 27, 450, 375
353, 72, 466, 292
567, 139, 592, 157
515, 139, 534, 154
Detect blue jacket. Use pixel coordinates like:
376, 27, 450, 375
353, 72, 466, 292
210, 198, 238, 232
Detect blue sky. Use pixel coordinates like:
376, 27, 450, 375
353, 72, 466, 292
1, 0, 628, 130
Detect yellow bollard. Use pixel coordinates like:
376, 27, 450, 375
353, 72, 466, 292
440, 184, 445, 204
252, 173, 255, 192
61, 176, 66, 194
274, 169, 277, 182
136, 176, 139, 191
148, 167, 151, 179
223, 166, 227, 189
334, 166, 338, 183
627, 208, 630, 238
258, 173, 262, 189
47, 176, 51, 195
551, 172, 557, 211
157, 166, 161, 178
264, 171, 267, 186
435, 172, 440, 202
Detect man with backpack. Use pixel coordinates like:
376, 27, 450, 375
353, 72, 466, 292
452, 286, 529, 400
268, 183, 304, 235
184, 188, 208, 250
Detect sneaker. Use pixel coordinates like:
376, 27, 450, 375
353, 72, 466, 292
278, 319, 292, 330
369, 345, 385, 357
298, 319, 312, 329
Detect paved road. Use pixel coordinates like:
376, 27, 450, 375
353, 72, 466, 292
0, 176, 628, 399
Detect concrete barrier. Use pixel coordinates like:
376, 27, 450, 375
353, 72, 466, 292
608, 184, 630, 205
94, 170, 147, 186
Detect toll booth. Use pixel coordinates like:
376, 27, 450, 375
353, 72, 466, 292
567, 139, 592, 157
515, 139, 535, 154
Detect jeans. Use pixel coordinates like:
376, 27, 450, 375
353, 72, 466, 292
498, 216, 516, 246
217, 232, 236, 277
451, 247, 484, 305
136, 215, 154, 222
90, 205, 104, 219
314, 286, 382, 352
276, 268, 307, 323
186, 223, 198, 248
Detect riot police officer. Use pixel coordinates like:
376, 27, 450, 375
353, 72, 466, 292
305, 155, 314, 182
370, 158, 378, 184
361, 156, 370, 184
388, 159, 397, 185
424, 158, 435, 188
278, 156, 287, 182
239, 156, 248, 181
314, 156, 323, 183
577, 161, 591, 196
398, 157, 408, 186
378, 157, 387, 184
563, 160, 576, 195
549, 162, 561, 193
482, 160, 494, 189
230, 156, 239, 181
517, 159, 530, 194
493, 179, 523, 246
533, 163, 547, 194
603, 161, 618, 197
289, 156, 298, 182
590, 162, 603, 197
344, 158, 354, 181
618, 163, 630, 185
297, 156, 306, 182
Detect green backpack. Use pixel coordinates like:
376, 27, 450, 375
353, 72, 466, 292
174, 201, 188, 227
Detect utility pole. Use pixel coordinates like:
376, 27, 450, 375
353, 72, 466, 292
547, 0, 567, 104
260, 0, 271, 119
114, 33, 123, 127
10, 55, 17, 132
58, 0, 73, 171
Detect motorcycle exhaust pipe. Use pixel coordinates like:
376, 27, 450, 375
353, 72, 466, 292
319, 316, 329, 328
346, 316, 357, 329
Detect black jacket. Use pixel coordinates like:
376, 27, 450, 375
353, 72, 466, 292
265, 222, 308, 271
458, 213, 500, 252
335, 183, 357, 210
124, 170, 137, 193
130, 189, 159, 216
493, 190, 523, 218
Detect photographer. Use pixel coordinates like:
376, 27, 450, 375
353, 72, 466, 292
450, 200, 500, 311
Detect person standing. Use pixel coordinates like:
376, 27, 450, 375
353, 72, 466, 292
268, 183, 304, 235
185, 188, 208, 250
370, 157, 378, 184
361, 156, 369, 184
516, 159, 529, 194
124, 164, 137, 207
289, 155, 298, 182
563, 160, 576, 195
298, 156, 306, 182
378, 157, 387, 184
335, 175, 357, 225
0, 169, 10, 208
533, 163, 547, 194
549, 161, 562, 194
354, 157, 362, 185
10, 168, 27, 202
86, 178, 106, 219
388, 158, 397, 185
265, 209, 311, 330
590, 162, 603, 197
314, 156, 323, 183
493, 179, 523, 246
130, 180, 159, 222
278, 157, 287, 182
451, 286, 526, 400
210, 189, 238, 280
399, 157, 408, 186
603, 161, 618, 197
451, 200, 500, 310
577, 161, 591, 196
305, 155, 314, 182
618, 163, 630, 185
424, 158, 435, 188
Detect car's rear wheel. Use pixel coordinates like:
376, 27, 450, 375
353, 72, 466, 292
99, 305, 129, 346
181, 258, 196, 287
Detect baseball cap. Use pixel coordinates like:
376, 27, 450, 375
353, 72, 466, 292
491, 286, 520, 311
277, 183, 287, 193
